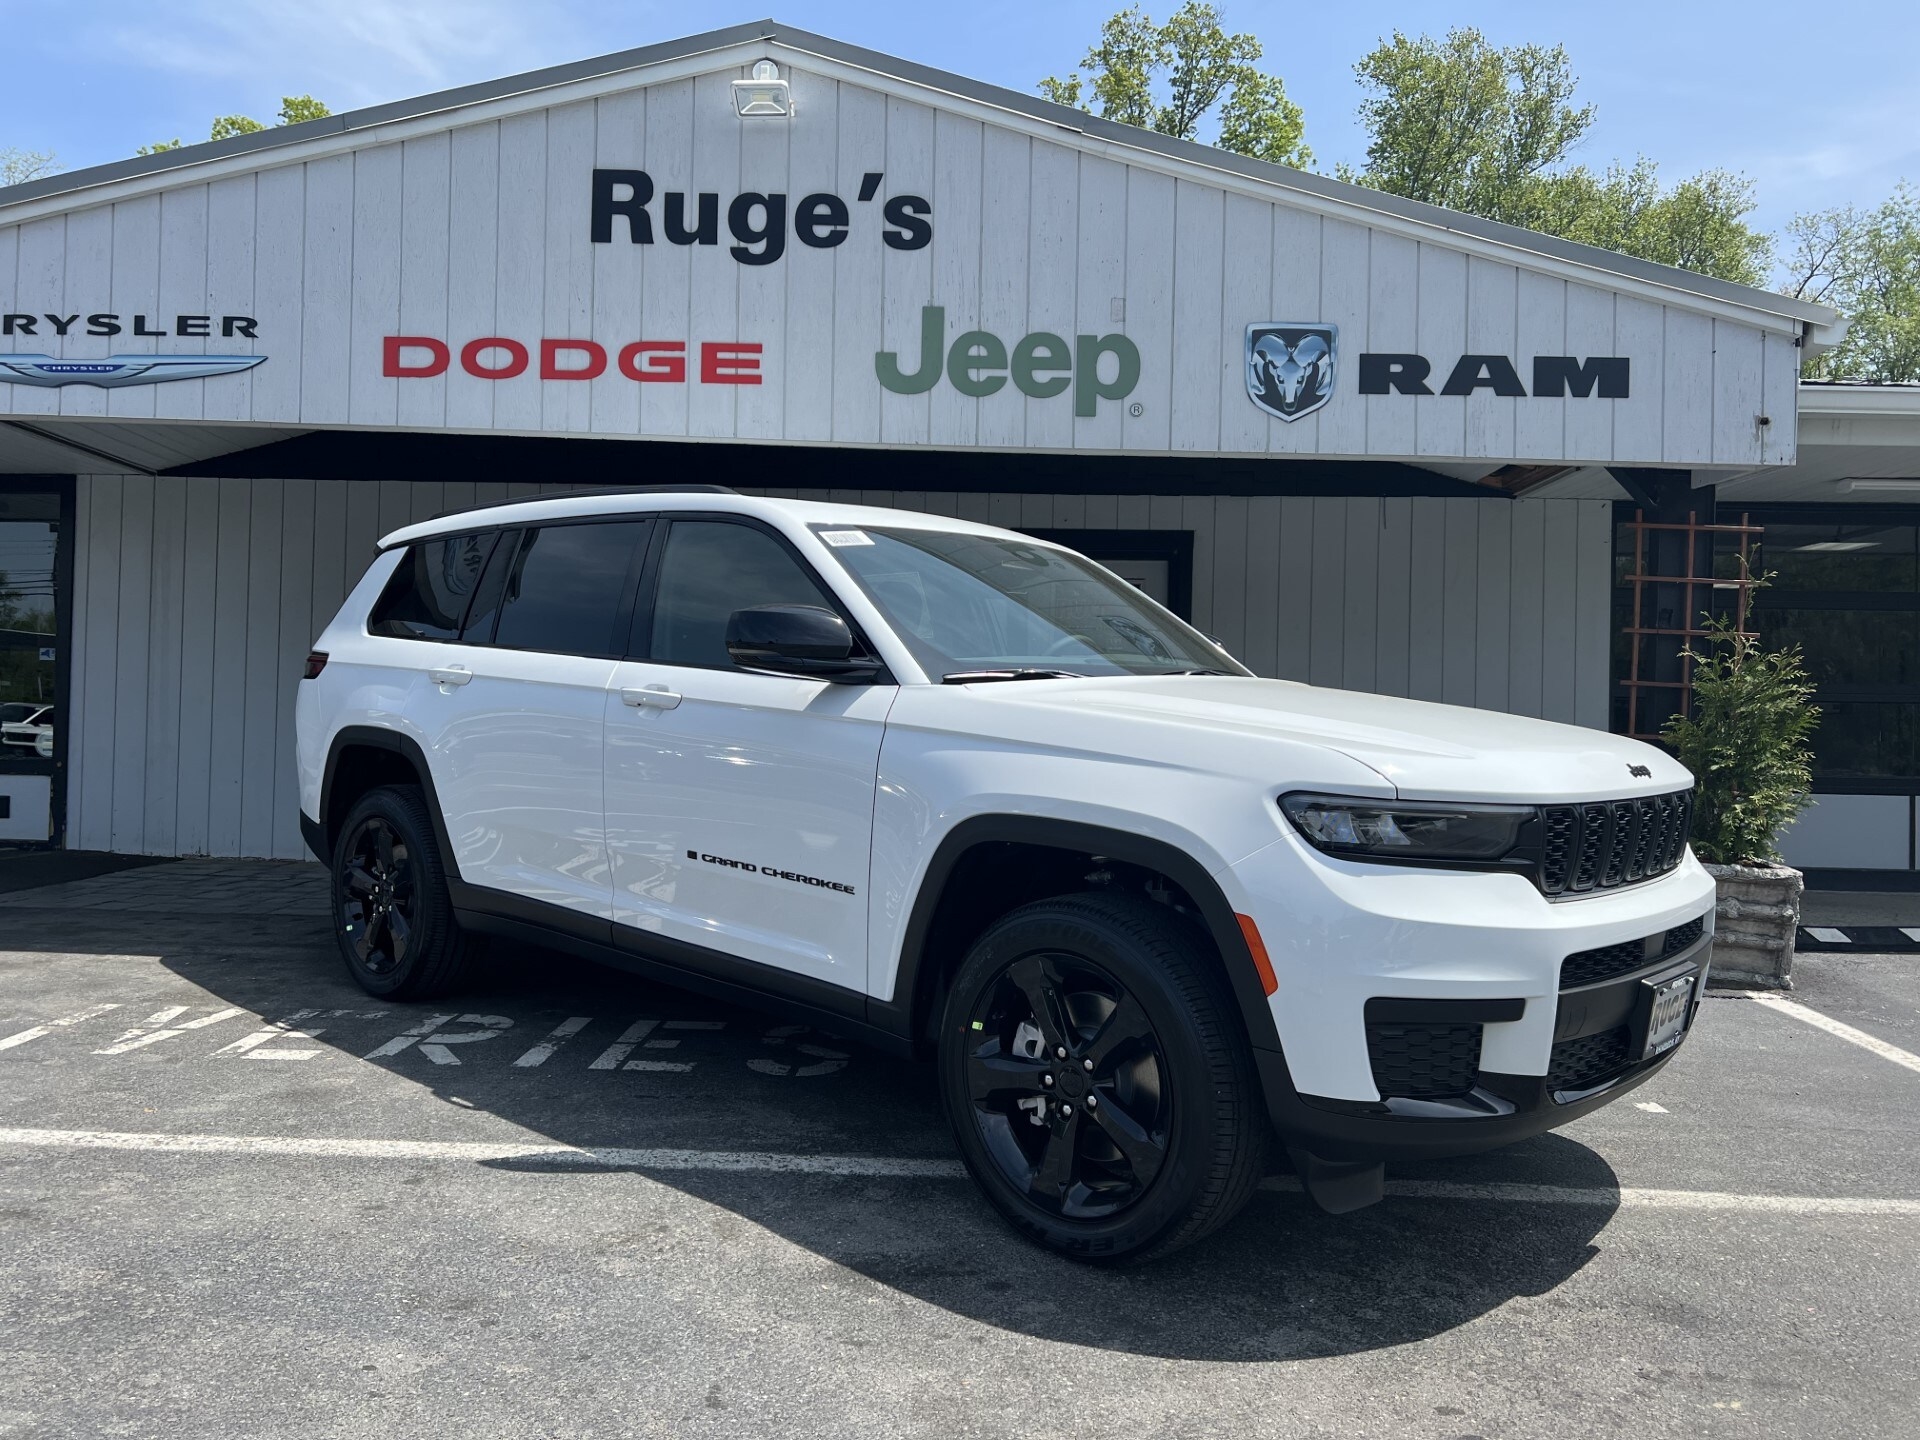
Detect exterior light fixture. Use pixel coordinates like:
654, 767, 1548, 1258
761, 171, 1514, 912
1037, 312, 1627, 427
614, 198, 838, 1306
1839, 478, 1920, 494
732, 59, 791, 118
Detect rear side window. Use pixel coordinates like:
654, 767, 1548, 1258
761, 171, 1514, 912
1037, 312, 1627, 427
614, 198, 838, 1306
457, 527, 519, 643
491, 521, 652, 656
369, 533, 499, 641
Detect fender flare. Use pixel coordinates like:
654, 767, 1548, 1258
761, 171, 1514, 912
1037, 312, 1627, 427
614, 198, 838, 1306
314, 726, 464, 880
871, 814, 1283, 1054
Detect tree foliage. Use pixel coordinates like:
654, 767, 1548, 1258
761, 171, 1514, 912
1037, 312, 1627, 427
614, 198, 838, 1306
1783, 183, 1920, 383
140, 95, 332, 157
1350, 29, 1593, 218
0, 147, 58, 187
1040, 4, 1309, 168
1349, 28, 1771, 285
1661, 609, 1820, 867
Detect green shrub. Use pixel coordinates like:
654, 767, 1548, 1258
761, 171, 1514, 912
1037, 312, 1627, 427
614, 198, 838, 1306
1661, 613, 1819, 866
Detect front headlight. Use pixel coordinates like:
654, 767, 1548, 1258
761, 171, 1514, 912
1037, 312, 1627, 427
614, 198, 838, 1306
1280, 793, 1535, 864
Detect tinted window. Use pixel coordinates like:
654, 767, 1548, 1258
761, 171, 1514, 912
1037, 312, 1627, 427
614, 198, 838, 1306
648, 521, 837, 668
492, 522, 650, 656
458, 528, 519, 643
369, 533, 497, 641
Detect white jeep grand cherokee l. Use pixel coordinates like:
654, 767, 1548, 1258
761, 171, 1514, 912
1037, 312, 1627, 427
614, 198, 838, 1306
297, 485, 1715, 1262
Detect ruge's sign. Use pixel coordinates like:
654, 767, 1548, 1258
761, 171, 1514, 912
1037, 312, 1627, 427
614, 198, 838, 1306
590, 168, 932, 263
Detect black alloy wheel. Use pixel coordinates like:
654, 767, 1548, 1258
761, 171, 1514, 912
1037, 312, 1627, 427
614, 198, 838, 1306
339, 816, 418, 976
940, 893, 1265, 1264
964, 952, 1170, 1220
328, 783, 483, 999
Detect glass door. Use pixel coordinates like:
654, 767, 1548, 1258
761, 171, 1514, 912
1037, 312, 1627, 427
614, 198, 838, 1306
0, 482, 70, 846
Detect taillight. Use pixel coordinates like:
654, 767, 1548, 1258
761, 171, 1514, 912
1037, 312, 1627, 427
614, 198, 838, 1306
303, 651, 329, 680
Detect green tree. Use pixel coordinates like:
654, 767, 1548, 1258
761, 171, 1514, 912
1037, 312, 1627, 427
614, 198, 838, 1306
1350, 28, 1770, 285
1041, 4, 1309, 168
276, 95, 332, 126
1783, 183, 1920, 383
140, 95, 332, 157
1350, 29, 1594, 217
1514, 161, 1771, 288
1662, 610, 1819, 867
210, 115, 268, 140
1, 146, 59, 185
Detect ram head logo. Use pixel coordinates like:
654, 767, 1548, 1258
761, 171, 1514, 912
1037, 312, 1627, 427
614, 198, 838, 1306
1245, 323, 1338, 422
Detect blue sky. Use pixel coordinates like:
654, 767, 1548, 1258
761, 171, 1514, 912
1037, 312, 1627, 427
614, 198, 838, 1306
4, 0, 1915, 250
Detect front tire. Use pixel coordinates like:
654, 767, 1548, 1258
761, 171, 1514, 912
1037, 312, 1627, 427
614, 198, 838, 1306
329, 784, 483, 1000
938, 894, 1265, 1264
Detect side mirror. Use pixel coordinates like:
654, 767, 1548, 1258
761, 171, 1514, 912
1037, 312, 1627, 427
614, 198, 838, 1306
725, 605, 881, 684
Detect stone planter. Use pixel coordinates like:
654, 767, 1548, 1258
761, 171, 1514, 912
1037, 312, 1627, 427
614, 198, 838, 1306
1704, 862, 1804, 990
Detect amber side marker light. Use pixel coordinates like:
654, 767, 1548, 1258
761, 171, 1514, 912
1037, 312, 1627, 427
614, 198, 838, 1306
1236, 913, 1279, 997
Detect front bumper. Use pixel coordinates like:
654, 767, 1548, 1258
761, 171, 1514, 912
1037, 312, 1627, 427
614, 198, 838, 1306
1224, 829, 1718, 1161
1256, 930, 1711, 1162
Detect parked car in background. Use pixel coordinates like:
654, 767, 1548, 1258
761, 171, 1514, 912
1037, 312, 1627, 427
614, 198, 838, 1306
0, 704, 53, 757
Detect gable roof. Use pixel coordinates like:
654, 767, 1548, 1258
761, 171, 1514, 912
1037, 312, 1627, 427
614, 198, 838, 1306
0, 17, 1838, 341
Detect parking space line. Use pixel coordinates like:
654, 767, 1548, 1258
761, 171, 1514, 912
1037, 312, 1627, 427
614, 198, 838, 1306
1, 1126, 1916, 1215
1744, 993, 1920, 1077
0, 1004, 122, 1051
1261, 1176, 1920, 1214
94, 1006, 245, 1055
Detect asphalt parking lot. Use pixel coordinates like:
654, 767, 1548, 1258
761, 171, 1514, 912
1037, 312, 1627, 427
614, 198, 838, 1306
4, 861, 1919, 1438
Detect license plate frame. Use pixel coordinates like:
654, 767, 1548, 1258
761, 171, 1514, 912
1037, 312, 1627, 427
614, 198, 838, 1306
1636, 967, 1699, 1061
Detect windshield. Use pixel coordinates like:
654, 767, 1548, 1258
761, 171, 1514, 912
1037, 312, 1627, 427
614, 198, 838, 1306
815, 525, 1247, 680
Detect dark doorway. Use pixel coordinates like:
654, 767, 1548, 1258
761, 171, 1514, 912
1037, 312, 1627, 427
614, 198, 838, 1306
0, 478, 73, 847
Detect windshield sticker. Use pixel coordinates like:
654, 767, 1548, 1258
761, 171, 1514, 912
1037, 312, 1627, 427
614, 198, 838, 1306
819, 529, 875, 547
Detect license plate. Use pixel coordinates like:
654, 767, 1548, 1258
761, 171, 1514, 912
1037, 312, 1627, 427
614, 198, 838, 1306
1639, 970, 1698, 1060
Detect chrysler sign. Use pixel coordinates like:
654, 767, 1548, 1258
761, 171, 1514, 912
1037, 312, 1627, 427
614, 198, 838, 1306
0, 354, 267, 388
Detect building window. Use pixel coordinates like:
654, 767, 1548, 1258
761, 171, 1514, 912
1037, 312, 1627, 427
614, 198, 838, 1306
1614, 506, 1920, 790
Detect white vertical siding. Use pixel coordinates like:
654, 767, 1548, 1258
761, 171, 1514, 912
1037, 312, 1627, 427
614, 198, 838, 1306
67, 474, 1618, 859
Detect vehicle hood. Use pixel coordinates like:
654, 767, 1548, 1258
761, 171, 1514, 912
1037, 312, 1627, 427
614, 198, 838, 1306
960, 675, 1692, 804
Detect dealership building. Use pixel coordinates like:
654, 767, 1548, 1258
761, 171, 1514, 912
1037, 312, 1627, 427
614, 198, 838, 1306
1, 20, 1915, 882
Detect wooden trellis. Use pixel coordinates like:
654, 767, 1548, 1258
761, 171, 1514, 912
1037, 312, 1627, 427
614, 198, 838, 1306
1619, 510, 1763, 742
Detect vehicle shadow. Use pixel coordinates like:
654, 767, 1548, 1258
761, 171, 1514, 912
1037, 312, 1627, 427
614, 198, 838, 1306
19, 904, 1621, 1363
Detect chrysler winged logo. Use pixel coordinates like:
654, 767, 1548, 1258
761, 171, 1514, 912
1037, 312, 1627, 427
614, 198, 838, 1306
0, 354, 267, 389
1245, 323, 1336, 422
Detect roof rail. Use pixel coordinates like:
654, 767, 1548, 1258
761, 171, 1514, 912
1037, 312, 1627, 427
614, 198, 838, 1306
432, 483, 738, 519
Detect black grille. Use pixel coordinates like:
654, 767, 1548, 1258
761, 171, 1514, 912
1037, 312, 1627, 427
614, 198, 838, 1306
1366, 1021, 1482, 1100
1547, 1025, 1632, 1092
1560, 912, 1711, 989
1536, 790, 1692, 897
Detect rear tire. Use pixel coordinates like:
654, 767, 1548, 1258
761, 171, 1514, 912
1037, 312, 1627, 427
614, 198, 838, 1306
329, 784, 484, 1000
938, 893, 1265, 1264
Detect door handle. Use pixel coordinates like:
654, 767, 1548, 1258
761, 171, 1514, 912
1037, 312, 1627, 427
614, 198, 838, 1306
428, 666, 474, 688
621, 685, 682, 710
